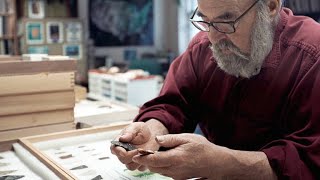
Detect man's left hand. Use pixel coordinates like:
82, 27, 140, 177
132, 133, 229, 180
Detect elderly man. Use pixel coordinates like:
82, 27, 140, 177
111, 0, 320, 179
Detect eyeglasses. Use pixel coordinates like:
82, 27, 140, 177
190, 0, 260, 34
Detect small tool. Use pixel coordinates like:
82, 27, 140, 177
111, 140, 136, 151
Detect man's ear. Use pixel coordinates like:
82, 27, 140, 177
267, 0, 281, 18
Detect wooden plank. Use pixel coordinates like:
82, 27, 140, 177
0, 90, 75, 116
0, 60, 77, 75
0, 72, 74, 96
0, 122, 76, 142
0, 55, 21, 61
0, 140, 17, 152
0, 109, 74, 131
20, 123, 129, 144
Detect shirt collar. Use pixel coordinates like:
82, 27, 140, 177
261, 8, 290, 69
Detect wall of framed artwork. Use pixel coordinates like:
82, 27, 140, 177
19, 18, 86, 84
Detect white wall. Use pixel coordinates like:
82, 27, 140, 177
78, 0, 179, 62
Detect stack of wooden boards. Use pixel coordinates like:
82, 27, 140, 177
0, 57, 77, 142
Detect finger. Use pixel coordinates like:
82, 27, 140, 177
120, 122, 151, 144
132, 151, 173, 167
138, 165, 147, 171
126, 162, 141, 171
116, 149, 139, 164
110, 145, 127, 156
155, 134, 188, 148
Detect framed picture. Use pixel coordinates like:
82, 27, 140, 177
89, 0, 154, 46
66, 22, 82, 43
28, 0, 45, 19
26, 22, 44, 44
46, 22, 63, 44
27, 46, 49, 54
63, 44, 82, 59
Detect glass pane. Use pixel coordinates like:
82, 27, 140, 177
192, 21, 209, 31
215, 23, 234, 33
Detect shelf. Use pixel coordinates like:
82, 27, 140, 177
0, 12, 14, 17
0, 35, 16, 40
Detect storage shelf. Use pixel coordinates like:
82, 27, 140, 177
0, 35, 16, 40
0, 12, 14, 17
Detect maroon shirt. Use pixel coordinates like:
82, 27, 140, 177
134, 8, 320, 179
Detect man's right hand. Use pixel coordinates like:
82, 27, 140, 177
110, 120, 168, 171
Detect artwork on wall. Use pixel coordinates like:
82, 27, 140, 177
66, 22, 82, 43
26, 22, 44, 44
63, 44, 82, 59
46, 22, 63, 44
89, 0, 154, 46
28, 0, 45, 19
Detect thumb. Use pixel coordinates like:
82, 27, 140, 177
155, 134, 188, 148
119, 122, 151, 144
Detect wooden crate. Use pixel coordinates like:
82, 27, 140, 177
0, 58, 77, 142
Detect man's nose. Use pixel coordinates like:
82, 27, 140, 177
207, 26, 227, 44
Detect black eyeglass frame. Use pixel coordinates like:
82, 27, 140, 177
189, 0, 260, 34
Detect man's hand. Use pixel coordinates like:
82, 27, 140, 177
131, 133, 223, 179
110, 119, 168, 171
131, 133, 277, 180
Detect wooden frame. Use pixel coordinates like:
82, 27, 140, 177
63, 44, 82, 59
65, 22, 82, 43
28, 0, 45, 19
0, 140, 62, 179
26, 21, 44, 44
19, 123, 129, 180
46, 21, 64, 44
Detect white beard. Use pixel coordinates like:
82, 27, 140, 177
210, 4, 276, 78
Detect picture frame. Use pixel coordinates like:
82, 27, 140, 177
63, 44, 82, 59
28, 0, 45, 19
89, 0, 154, 46
65, 22, 82, 43
46, 22, 64, 44
26, 22, 44, 44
